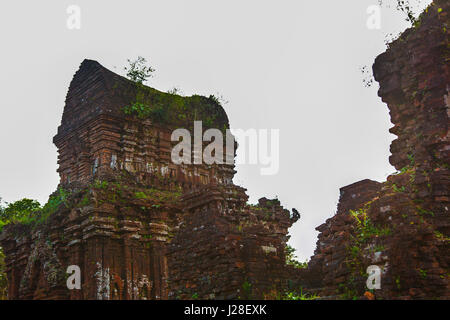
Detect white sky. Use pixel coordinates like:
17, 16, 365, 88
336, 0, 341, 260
0, 0, 431, 261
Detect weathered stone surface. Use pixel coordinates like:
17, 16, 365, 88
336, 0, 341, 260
0, 58, 298, 300
300, 1, 449, 299
1, 0, 448, 301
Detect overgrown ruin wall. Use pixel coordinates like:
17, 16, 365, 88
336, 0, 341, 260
301, 1, 449, 299
0, 0, 449, 301
0, 60, 298, 300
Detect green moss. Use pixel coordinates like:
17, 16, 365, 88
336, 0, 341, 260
434, 231, 450, 242
134, 191, 148, 200
392, 183, 406, 193
418, 268, 428, 279
395, 276, 401, 289
79, 192, 91, 207
121, 82, 228, 130
416, 205, 434, 218
93, 180, 109, 189
283, 288, 319, 300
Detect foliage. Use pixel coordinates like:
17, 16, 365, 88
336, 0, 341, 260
283, 288, 319, 300
208, 93, 229, 106
124, 56, 155, 84
191, 292, 199, 299
340, 206, 391, 299
363, 1, 425, 87
392, 183, 406, 193
0, 198, 41, 232
122, 101, 168, 122
378, 0, 423, 24
350, 208, 391, 242
122, 87, 225, 128
36, 188, 70, 224
0, 188, 70, 233
120, 72, 228, 131
239, 280, 252, 299
137, 188, 182, 204
418, 268, 428, 279
285, 245, 308, 269
167, 87, 183, 95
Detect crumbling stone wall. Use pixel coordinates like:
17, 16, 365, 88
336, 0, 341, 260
302, 1, 449, 299
168, 188, 296, 299
0, 59, 297, 300
1, 1, 448, 301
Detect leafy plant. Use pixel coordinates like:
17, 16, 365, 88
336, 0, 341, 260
240, 280, 252, 299
378, 0, 423, 24
392, 184, 406, 193
122, 102, 168, 122
418, 268, 427, 279
134, 191, 148, 200
167, 87, 183, 95
283, 288, 319, 300
285, 245, 308, 269
0, 188, 70, 232
0, 198, 41, 232
124, 56, 155, 84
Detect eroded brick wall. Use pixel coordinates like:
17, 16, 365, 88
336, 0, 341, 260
302, 1, 449, 299
0, 59, 297, 300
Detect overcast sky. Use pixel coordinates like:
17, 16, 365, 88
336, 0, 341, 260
0, 0, 431, 261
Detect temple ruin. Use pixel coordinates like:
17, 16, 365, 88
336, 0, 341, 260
0, 0, 448, 300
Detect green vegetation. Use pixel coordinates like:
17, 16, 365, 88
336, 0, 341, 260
121, 84, 227, 129
392, 183, 406, 193
339, 205, 391, 299
283, 289, 319, 300
124, 56, 155, 84
349, 208, 391, 241
338, 282, 360, 300
191, 292, 199, 299
434, 231, 450, 242
416, 206, 434, 217
407, 153, 415, 166
93, 180, 109, 189
239, 280, 252, 299
285, 245, 308, 269
79, 193, 91, 207
90, 178, 181, 208
123, 101, 168, 122
0, 188, 70, 233
418, 268, 428, 279
133, 188, 181, 204
120, 58, 228, 129
378, 0, 422, 25
0, 198, 41, 232
395, 276, 401, 289
134, 191, 148, 199
0, 191, 71, 298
